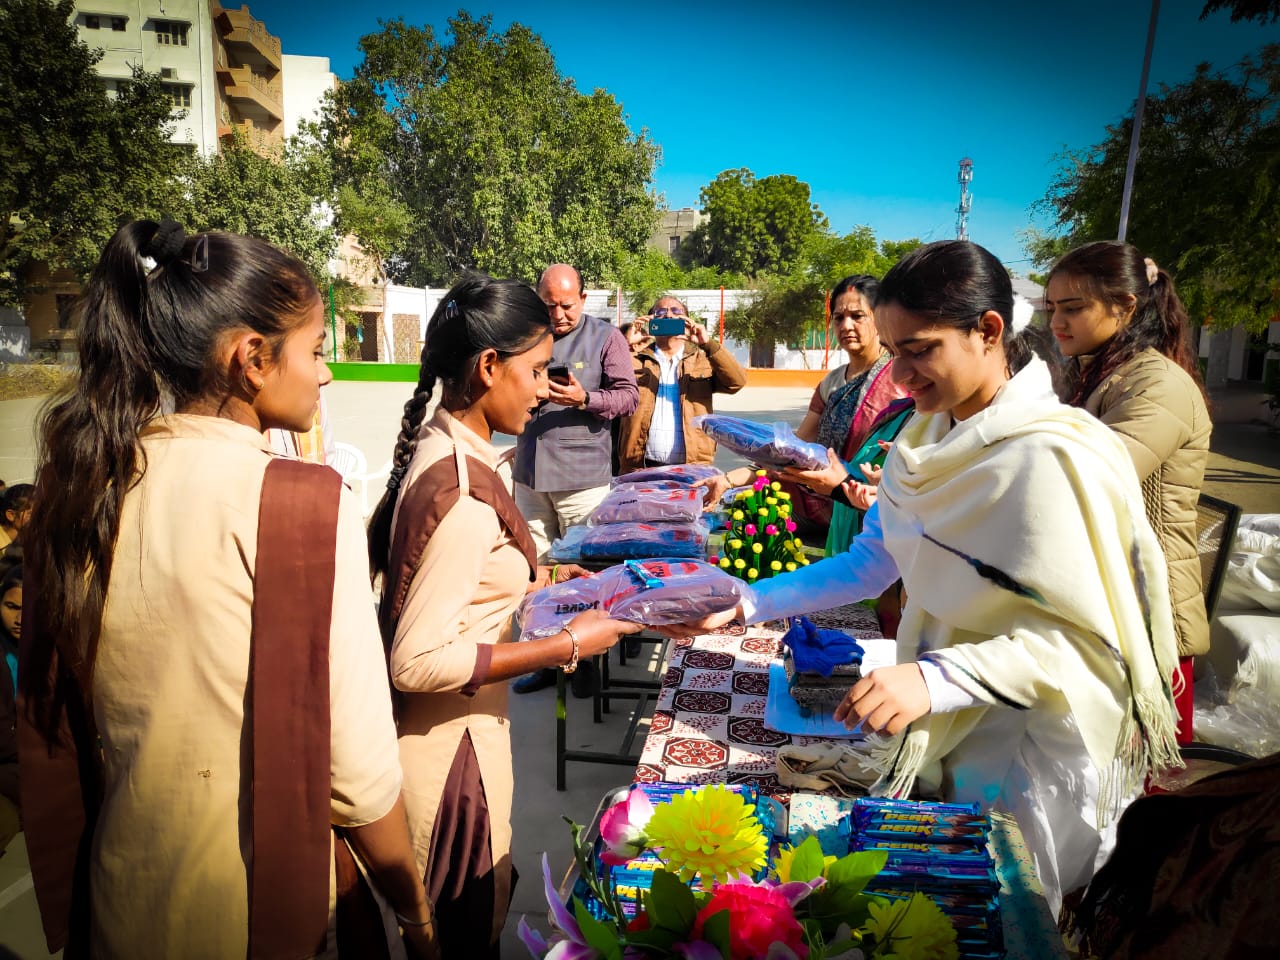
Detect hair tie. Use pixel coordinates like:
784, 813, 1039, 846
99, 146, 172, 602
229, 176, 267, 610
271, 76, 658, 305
1009, 294, 1034, 335
444, 299, 459, 321
386, 469, 405, 492
1143, 258, 1159, 287
145, 218, 187, 267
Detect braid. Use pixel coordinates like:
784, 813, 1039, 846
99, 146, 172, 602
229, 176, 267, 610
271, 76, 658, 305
367, 365, 436, 581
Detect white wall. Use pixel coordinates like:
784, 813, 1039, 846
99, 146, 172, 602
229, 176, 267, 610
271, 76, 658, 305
281, 53, 334, 139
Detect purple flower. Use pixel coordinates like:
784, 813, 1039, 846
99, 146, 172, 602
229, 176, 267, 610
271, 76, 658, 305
598, 788, 654, 866
518, 853, 603, 958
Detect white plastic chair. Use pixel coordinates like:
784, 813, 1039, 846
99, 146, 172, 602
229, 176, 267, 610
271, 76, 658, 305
330, 440, 392, 518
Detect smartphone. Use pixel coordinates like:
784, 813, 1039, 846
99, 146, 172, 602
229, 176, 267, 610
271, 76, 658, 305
548, 364, 571, 383
648, 316, 686, 337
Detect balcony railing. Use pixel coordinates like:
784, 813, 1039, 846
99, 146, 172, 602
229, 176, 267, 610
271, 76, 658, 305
216, 8, 281, 71
220, 65, 282, 121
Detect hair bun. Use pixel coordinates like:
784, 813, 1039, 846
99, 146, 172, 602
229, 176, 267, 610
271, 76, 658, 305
145, 218, 187, 266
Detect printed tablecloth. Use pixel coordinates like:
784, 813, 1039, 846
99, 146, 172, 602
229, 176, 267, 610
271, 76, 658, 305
634, 615, 879, 792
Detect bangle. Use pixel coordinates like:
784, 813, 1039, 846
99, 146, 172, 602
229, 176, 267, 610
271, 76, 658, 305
395, 908, 433, 928
550, 564, 561, 585
561, 624, 581, 674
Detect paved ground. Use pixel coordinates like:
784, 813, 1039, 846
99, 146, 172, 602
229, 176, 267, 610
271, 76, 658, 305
0, 376, 1276, 957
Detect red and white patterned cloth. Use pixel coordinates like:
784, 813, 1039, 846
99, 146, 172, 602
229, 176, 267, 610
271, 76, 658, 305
635, 614, 879, 795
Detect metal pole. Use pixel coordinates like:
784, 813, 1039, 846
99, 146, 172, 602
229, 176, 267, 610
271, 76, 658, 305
328, 282, 337, 362
1119, 0, 1161, 242
719, 286, 725, 342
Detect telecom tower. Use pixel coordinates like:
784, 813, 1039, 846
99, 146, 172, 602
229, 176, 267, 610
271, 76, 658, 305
956, 158, 973, 241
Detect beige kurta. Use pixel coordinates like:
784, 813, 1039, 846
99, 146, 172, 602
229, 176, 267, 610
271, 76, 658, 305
389, 408, 529, 942
92, 414, 403, 959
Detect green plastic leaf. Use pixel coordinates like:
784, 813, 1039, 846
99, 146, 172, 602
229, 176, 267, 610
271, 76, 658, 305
789, 835, 827, 883
574, 900, 622, 960
648, 868, 698, 933
700, 908, 732, 958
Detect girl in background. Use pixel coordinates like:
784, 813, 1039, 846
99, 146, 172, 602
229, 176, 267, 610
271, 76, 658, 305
1047, 241, 1211, 743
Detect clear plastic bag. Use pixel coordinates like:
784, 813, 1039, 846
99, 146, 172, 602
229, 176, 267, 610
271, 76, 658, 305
547, 523, 590, 562
515, 558, 753, 641
611, 463, 723, 487
691, 414, 828, 470
579, 520, 710, 561
587, 484, 708, 525
1193, 643, 1280, 758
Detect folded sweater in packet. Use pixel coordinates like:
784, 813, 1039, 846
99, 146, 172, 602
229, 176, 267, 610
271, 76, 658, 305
611, 463, 723, 486
691, 414, 828, 470
588, 484, 708, 524
579, 520, 709, 560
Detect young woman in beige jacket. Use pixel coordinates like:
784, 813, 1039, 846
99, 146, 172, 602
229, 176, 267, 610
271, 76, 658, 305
1046, 240, 1211, 743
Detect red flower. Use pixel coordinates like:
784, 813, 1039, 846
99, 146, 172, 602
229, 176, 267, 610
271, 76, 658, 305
692, 883, 807, 959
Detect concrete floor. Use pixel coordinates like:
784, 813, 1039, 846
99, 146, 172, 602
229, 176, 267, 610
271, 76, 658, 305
0, 376, 1277, 957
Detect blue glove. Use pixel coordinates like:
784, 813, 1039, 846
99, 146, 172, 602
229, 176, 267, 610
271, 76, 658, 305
781, 615, 864, 676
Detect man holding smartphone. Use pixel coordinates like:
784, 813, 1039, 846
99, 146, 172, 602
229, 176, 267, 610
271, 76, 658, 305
512, 263, 639, 694
616, 296, 747, 475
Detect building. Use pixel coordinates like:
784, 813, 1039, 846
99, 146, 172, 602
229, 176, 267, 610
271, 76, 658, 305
648, 207, 706, 258
72, 0, 218, 154
281, 53, 335, 140
212, 4, 283, 150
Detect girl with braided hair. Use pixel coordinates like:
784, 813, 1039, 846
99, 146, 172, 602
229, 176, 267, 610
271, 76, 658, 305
367, 273, 639, 958
1046, 241, 1211, 743
19, 220, 436, 958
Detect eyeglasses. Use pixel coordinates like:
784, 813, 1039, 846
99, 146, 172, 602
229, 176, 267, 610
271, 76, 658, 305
651, 306, 686, 318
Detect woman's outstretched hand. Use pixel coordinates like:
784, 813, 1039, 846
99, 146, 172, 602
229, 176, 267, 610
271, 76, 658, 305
833, 663, 931, 736
653, 604, 743, 639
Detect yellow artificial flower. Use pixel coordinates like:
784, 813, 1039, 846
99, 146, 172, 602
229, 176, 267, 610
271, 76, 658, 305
747, 568, 758, 579
758, 508, 769, 517
777, 490, 791, 501
735, 491, 750, 502
755, 469, 768, 478
734, 558, 746, 570
729, 539, 743, 550
866, 894, 959, 960
766, 497, 778, 506
785, 562, 797, 572
732, 510, 745, 521
770, 481, 781, 491
644, 785, 768, 885
770, 560, 782, 572
752, 543, 763, 554
719, 557, 732, 569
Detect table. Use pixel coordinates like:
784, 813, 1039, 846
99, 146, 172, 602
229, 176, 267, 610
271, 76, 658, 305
629, 625, 1068, 960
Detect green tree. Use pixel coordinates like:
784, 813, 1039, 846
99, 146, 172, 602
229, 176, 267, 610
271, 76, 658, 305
1032, 45, 1280, 331
0, 0, 184, 303
680, 168, 829, 278
324, 13, 659, 286
176, 132, 339, 282
605, 247, 745, 313
1200, 0, 1280, 24
725, 230, 921, 362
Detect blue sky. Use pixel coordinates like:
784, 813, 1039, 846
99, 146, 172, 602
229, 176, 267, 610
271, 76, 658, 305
250, 0, 1277, 269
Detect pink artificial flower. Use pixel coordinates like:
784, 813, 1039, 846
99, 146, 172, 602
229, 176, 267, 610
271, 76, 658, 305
784, 519, 797, 533
598, 788, 655, 866
752, 477, 769, 491
709, 555, 720, 564
764, 524, 779, 536
692, 882, 808, 960
744, 524, 757, 536
519, 854, 600, 958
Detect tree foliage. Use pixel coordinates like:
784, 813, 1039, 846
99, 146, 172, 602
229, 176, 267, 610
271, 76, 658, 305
176, 132, 339, 282
679, 168, 828, 278
323, 13, 659, 287
605, 247, 745, 313
1200, 0, 1280, 24
725, 230, 922, 352
0, 0, 184, 303
1032, 44, 1280, 331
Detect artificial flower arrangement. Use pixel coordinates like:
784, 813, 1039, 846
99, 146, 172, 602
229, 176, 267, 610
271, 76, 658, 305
520, 783, 959, 960
711, 471, 810, 583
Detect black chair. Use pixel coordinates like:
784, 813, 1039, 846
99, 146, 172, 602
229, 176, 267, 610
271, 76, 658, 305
1195, 492, 1242, 621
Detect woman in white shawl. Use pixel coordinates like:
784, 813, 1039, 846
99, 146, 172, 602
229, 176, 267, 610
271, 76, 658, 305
672, 240, 1181, 917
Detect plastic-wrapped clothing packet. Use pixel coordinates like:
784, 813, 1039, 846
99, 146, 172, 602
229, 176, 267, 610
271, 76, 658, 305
611, 463, 723, 487
579, 520, 709, 560
691, 413, 828, 470
547, 523, 590, 562
588, 484, 708, 525
515, 558, 753, 641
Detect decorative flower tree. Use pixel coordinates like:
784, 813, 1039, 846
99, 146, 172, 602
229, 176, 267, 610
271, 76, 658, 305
711, 471, 810, 583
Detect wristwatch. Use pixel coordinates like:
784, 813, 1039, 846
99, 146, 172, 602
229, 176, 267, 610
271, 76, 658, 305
578, 390, 590, 410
